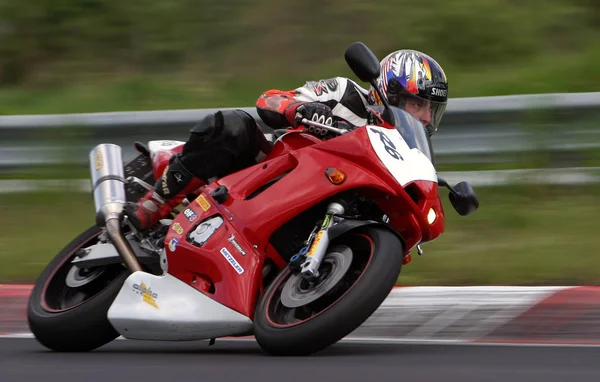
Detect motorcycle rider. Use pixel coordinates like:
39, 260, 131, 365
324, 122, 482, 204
124, 49, 449, 232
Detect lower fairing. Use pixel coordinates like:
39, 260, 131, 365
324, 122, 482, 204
107, 271, 254, 341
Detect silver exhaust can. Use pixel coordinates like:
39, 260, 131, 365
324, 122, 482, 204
90, 144, 127, 227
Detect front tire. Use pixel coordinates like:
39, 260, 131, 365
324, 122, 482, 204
27, 225, 129, 352
253, 227, 404, 356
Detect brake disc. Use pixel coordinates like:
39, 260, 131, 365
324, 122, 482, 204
65, 265, 105, 288
280, 245, 353, 308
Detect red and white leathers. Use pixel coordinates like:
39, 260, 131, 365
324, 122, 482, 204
126, 77, 373, 232
256, 77, 373, 130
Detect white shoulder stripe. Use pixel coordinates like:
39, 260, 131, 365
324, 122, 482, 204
331, 103, 368, 126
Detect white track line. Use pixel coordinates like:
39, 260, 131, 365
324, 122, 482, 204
4, 333, 600, 348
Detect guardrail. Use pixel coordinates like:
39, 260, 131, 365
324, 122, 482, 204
1, 92, 599, 172
2, 167, 600, 194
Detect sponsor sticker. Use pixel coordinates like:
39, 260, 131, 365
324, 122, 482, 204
161, 140, 181, 147
132, 281, 159, 309
431, 88, 448, 97
321, 214, 331, 229
161, 170, 170, 196
195, 194, 211, 212
168, 237, 178, 252
307, 231, 324, 257
220, 247, 244, 274
172, 222, 184, 235
183, 208, 198, 222
227, 235, 246, 256
95, 151, 103, 170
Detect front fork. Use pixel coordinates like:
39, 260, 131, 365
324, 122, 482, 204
297, 202, 345, 279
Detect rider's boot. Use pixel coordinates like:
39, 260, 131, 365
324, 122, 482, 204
124, 154, 204, 232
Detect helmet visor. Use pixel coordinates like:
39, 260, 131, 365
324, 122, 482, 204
391, 93, 446, 136
428, 101, 446, 135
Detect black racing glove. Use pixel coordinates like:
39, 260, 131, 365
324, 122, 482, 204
293, 102, 334, 128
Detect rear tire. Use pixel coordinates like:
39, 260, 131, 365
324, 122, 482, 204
27, 225, 129, 352
253, 227, 404, 356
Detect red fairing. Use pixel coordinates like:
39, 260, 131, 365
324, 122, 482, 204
164, 126, 445, 319
375, 180, 445, 251
164, 200, 268, 320
264, 132, 323, 160
412, 180, 445, 243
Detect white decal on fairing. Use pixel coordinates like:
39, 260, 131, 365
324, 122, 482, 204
220, 248, 244, 274
366, 126, 437, 186
148, 140, 185, 155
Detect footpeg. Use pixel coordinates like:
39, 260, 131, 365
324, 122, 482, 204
126, 176, 158, 206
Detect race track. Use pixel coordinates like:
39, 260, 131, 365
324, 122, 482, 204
1, 338, 599, 382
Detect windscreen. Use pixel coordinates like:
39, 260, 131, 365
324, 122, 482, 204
370, 106, 433, 161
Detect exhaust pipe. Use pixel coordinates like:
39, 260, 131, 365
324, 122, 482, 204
90, 144, 142, 273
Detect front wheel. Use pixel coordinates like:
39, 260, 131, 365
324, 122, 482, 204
253, 226, 404, 356
27, 225, 130, 352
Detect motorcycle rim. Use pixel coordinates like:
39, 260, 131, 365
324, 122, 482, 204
40, 229, 125, 313
265, 233, 374, 328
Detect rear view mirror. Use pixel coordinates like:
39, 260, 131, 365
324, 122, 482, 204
344, 42, 395, 124
344, 42, 381, 83
448, 181, 479, 216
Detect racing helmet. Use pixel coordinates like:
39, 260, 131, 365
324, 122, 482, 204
368, 49, 448, 136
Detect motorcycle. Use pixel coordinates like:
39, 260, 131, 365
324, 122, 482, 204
27, 42, 479, 356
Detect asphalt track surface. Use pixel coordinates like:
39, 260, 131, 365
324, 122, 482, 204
1, 338, 600, 382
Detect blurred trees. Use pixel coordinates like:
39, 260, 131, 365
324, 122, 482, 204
0, 0, 598, 86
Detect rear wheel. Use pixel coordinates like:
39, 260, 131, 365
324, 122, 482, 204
253, 226, 404, 356
27, 225, 129, 352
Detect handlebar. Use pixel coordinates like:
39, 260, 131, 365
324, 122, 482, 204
299, 118, 351, 136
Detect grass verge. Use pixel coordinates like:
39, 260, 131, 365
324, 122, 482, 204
1, 184, 600, 285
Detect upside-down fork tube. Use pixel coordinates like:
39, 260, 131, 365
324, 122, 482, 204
300, 202, 346, 278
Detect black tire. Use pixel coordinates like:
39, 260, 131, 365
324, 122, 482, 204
253, 226, 404, 356
27, 225, 130, 352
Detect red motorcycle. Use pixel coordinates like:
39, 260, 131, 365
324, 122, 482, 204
27, 42, 478, 356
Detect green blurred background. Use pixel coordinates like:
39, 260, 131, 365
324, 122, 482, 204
1, 0, 600, 285
1, 0, 599, 113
